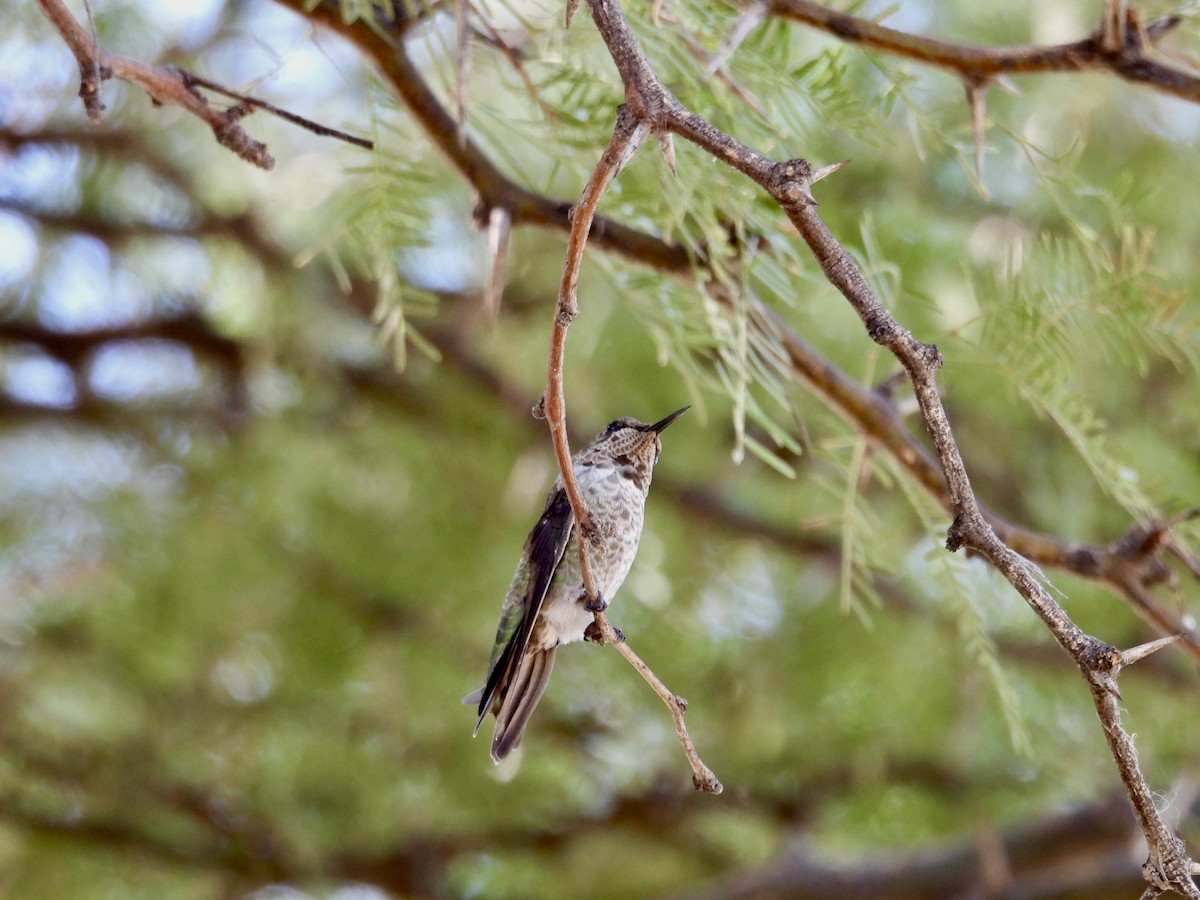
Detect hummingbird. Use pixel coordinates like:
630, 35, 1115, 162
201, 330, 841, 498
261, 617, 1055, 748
465, 407, 689, 763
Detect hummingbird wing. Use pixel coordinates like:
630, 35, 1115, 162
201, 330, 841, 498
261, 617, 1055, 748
473, 486, 574, 732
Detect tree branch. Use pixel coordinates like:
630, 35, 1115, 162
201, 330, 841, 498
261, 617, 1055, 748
35, 0, 372, 169
758, 0, 1200, 104
578, 0, 1199, 891
544, 105, 649, 557
542, 103, 721, 792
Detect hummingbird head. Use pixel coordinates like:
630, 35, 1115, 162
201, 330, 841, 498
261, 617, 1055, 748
581, 407, 689, 486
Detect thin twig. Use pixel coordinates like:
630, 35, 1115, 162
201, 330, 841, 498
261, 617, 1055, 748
545, 105, 721, 792
672, 23, 770, 121
592, 612, 723, 793
35, 0, 372, 168
179, 73, 375, 149
545, 104, 649, 566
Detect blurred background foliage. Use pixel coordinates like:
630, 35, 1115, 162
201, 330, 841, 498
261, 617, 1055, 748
1, 0, 1199, 897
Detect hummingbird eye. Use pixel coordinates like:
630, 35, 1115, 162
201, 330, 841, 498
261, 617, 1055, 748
604, 421, 622, 434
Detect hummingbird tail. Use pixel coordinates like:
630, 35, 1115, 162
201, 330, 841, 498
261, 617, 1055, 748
490, 647, 556, 763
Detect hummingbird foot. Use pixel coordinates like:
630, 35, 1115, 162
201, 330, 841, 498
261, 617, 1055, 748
584, 621, 624, 644
583, 591, 608, 613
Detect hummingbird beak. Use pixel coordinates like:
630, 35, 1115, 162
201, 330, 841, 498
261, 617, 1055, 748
646, 406, 690, 434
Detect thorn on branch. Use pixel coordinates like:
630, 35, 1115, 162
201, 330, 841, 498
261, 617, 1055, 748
773, 158, 819, 206
777, 158, 848, 209
1095, 672, 1123, 701
613, 121, 651, 178
994, 76, 1021, 96
483, 206, 512, 324
1120, 635, 1182, 668
783, 181, 817, 206
1101, 0, 1129, 54
810, 159, 850, 184
657, 132, 677, 176
965, 81, 989, 193
1145, 14, 1183, 44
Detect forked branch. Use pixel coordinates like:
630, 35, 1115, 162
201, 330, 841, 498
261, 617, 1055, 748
36, 0, 371, 169
580, 0, 1198, 890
